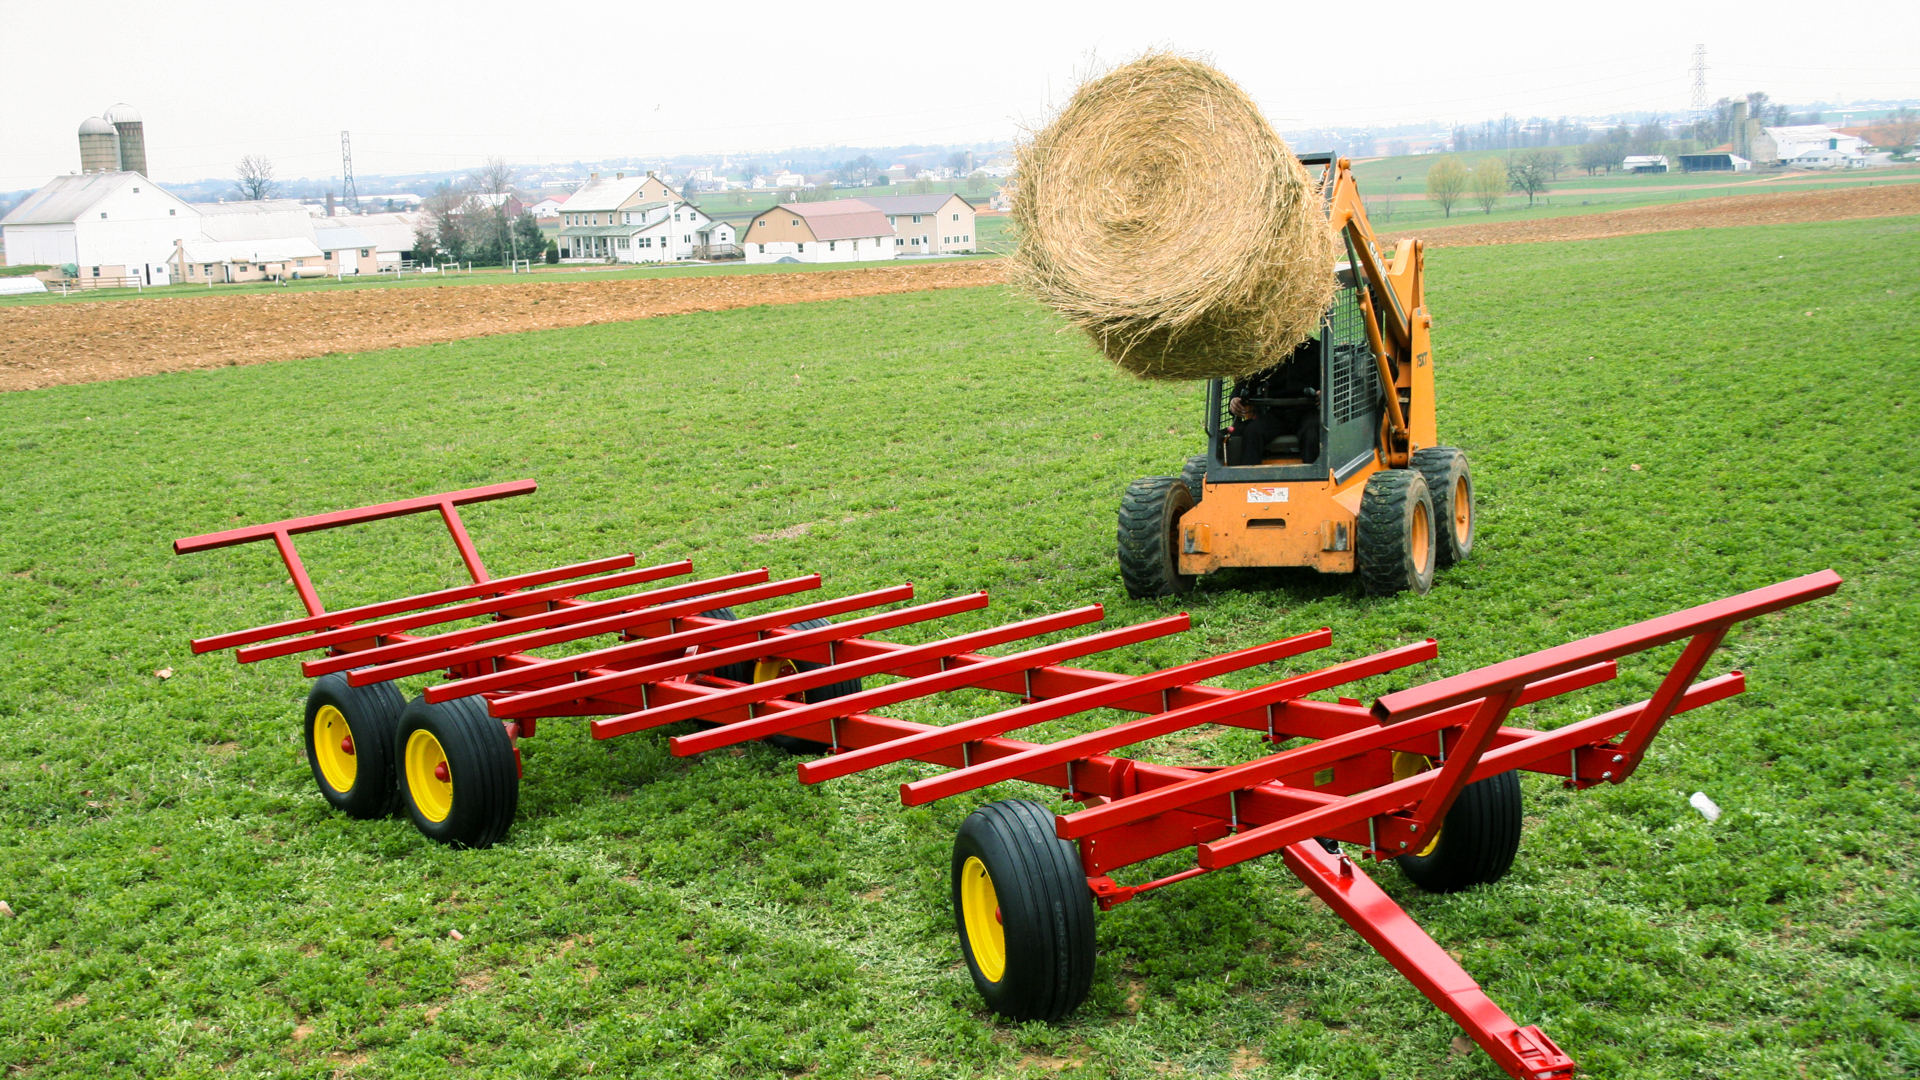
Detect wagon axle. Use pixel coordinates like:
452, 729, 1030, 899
175, 481, 1840, 1080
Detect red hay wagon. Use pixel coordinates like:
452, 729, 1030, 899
175, 481, 1841, 1079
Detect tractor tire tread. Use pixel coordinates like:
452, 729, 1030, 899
397, 694, 519, 849
1117, 476, 1194, 598
953, 799, 1096, 1022
303, 673, 406, 819
1356, 469, 1434, 596
1411, 447, 1474, 567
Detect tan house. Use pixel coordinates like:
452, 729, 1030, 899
315, 224, 381, 275
740, 201, 897, 264
171, 236, 329, 283
859, 193, 976, 255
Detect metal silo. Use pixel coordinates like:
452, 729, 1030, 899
104, 103, 147, 175
78, 116, 121, 173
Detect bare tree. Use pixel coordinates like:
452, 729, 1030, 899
1469, 158, 1506, 214
234, 155, 278, 201
967, 170, 989, 194
1507, 151, 1555, 206
470, 155, 518, 196
1867, 106, 1920, 156
853, 153, 876, 185
1424, 157, 1468, 217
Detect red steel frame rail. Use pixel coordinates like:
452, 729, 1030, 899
177, 483, 1842, 1080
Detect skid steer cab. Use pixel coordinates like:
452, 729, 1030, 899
1120, 152, 1471, 599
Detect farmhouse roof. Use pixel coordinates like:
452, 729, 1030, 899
775, 200, 893, 241
564, 176, 652, 213
855, 193, 971, 216
345, 212, 424, 253
1, 171, 157, 225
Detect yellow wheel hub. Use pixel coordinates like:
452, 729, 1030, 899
1391, 752, 1442, 857
1411, 502, 1432, 571
753, 657, 799, 687
959, 856, 1007, 983
312, 705, 358, 793
405, 729, 454, 823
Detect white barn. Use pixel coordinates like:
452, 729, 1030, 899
0, 172, 195, 285
739, 201, 897, 264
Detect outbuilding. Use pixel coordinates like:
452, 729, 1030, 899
0, 171, 195, 286
1677, 152, 1752, 173
740, 201, 896, 264
1622, 155, 1669, 174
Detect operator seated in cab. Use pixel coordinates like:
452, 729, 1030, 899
1225, 351, 1321, 467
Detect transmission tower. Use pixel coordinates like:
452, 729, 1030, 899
1690, 45, 1708, 121
340, 130, 360, 211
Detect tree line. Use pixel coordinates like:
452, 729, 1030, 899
411, 157, 550, 266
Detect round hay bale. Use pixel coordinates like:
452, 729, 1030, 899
1009, 53, 1337, 381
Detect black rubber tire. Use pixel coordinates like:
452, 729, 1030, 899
1411, 447, 1474, 567
395, 694, 519, 849
1117, 476, 1195, 599
951, 799, 1096, 1022
1396, 769, 1522, 893
1179, 454, 1209, 506
693, 611, 861, 755
302, 672, 406, 819
1356, 469, 1436, 596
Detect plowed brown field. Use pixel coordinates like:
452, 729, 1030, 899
5, 183, 1915, 392
0, 261, 1006, 393
1382, 181, 1920, 248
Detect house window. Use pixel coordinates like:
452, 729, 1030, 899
953, 213, 960, 220
798, 243, 805, 252
964, 234, 970, 242
361, 249, 370, 257
624, 213, 631, 224
791, 218, 799, 226
617, 237, 629, 249
757, 220, 766, 227
203, 264, 213, 273
829, 241, 836, 251
895, 237, 903, 246
911, 214, 921, 223
758, 244, 764, 253
682, 234, 690, 243
100, 212, 107, 219
133, 186, 139, 193
92, 266, 100, 276
169, 209, 176, 216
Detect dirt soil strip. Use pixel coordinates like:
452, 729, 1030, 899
5, 184, 1916, 393
0, 261, 1009, 393
1381, 182, 1920, 249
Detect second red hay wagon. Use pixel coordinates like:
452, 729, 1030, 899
175, 481, 1841, 1080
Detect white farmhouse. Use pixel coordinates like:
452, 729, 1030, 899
0, 172, 196, 285
1766, 124, 1868, 164
557, 172, 713, 263
739, 201, 896, 264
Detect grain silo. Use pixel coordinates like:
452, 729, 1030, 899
78, 116, 120, 174
104, 103, 147, 175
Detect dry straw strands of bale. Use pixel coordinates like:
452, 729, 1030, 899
1010, 52, 1337, 381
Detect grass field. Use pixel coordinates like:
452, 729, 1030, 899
1, 215, 1915, 1079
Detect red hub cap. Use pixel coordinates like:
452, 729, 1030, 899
434, 761, 450, 783
340, 735, 355, 755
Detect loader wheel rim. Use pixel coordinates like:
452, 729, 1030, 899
1391, 752, 1442, 857
405, 729, 454, 823
1411, 502, 1432, 573
959, 856, 1007, 983
1453, 476, 1471, 540
313, 705, 357, 792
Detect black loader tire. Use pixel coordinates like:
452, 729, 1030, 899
303, 672, 406, 819
952, 799, 1096, 1022
1395, 766, 1521, 893
1179, 454, 1209, 506
1411, 447, 1474, 567
695, 611, 861, 755
1356, 469, 1436, 596
395, 694, 519, 849
1118, 476, 1194, 599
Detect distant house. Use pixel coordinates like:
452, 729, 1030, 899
0, 171, 195, 285
1677, 151, 1752, 173
1787, 147, 1866, 169
1622, 155, 1669, 174
740, 201, 896, 264
527, 194, 568, 220
456, 192, 525, 219
858, 193, 975, 255
557, 171, 711, 262
349, 212, 425, 266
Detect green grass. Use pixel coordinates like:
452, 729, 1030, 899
1, 216, 1916, 1079
0, 264, 50, 278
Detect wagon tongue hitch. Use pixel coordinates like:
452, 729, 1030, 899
174, 480, 1841, 1080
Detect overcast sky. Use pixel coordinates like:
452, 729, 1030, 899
3, 0, 1914, 189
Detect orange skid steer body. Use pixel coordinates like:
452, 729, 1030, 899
1121, 152, 1462, 599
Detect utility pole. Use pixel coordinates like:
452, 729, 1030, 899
1690, 45, 1708, 123
341, 131, 359, 212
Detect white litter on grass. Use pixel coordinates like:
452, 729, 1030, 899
1689, 791, 1722, 822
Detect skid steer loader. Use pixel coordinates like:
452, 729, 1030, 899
1120, 153, 1471, 598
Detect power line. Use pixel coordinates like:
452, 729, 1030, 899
341, 130, 358, 210
1691, 45, 1708, 121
